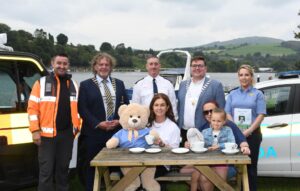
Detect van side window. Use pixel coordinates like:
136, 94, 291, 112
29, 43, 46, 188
263, 86, 291, 116
0, 60, 42, 113
0, 71, 17, 109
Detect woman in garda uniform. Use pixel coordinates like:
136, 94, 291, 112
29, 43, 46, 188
225, 65, 266, 191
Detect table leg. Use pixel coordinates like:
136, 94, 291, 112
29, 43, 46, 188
110, 166, 146, 191
235, 165, 242, 191
195, 165, 234, 191
242, 165, 249, 191
103, 168, 113, 191
93, 167, 105, 191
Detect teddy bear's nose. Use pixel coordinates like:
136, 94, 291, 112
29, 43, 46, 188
132, 119, 138, 123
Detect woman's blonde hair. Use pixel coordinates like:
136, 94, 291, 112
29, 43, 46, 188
91, 52, 116, 75
238, 64, 255, 85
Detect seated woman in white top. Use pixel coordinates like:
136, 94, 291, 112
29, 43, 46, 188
147, 93, 181, 177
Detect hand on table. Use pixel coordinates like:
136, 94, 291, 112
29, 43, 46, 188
208, 145, 219, 151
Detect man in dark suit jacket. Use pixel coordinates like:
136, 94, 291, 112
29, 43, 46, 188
78, 53, 129, 191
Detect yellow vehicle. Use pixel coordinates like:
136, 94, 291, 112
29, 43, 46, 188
0, 49, 48, 190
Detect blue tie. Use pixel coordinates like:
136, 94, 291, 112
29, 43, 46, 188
153, 78, 158, 94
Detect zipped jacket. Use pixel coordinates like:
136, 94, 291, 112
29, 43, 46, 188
27, 72, 81, 137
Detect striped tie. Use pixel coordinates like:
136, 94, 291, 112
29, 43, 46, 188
102, 79, 114, 120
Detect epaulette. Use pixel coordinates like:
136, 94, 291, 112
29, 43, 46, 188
161, 76, 173, 84
227, 86, 239, 94
134, 77, 145, 84
257, 89, 264, 94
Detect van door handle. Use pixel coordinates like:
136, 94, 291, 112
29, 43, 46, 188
267, 123, 288, 128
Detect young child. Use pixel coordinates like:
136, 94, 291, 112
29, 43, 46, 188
181, 108, 238, 191
202, 108, 236, 151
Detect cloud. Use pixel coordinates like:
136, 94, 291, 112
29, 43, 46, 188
254, 0, 299, 8
1, 0, 299, 50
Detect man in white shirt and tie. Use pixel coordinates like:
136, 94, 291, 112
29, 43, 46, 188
132, 56, 178, 119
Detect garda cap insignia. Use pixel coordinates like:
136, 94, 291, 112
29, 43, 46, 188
45, 83, 52, 92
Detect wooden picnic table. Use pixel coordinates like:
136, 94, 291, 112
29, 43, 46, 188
91, 148, 251, 191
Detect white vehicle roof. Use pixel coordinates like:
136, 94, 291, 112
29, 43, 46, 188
256, 76, 300, 89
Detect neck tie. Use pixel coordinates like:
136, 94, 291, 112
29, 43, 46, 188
102, 79, 114, 120
153, 78, 158, 94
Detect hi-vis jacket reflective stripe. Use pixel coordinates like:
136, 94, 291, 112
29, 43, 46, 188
27, 72, 81, 137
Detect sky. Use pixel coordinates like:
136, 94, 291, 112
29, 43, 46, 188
1, 0, 300, 50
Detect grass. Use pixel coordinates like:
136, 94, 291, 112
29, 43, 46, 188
19, 176, 300, 191
166, 177, 300, 191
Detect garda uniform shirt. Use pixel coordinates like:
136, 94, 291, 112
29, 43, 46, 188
225, 86, 266, 131
132, 75, 178, 118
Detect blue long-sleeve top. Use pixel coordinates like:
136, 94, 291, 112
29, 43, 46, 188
202, 126, 235, 149
198, 120, 246, 146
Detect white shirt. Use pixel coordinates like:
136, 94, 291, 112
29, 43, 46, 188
212, 130, 220, 146
132, 75, 178, 119
150, 118, 181, 149
96, 75, 116, 118
183, 78, 204, 130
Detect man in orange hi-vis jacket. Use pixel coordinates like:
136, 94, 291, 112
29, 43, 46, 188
27, 53, 80, 191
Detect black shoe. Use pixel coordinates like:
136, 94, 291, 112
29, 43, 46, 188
135, 187, 146, 191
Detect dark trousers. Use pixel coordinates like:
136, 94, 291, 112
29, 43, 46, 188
85, 137, 106, 191
38, 128, 74, 191
247, 133, 262, 191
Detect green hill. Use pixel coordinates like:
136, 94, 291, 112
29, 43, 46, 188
183, 37, 300, 57
200, 36, 283, 48
220, 43, 297, 56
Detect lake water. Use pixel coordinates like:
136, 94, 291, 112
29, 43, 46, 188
72, 72, 275, 90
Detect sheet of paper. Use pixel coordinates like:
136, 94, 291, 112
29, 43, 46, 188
234, 108, 252, 131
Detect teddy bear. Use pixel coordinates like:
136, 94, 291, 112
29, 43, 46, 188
106, 103, 160, 191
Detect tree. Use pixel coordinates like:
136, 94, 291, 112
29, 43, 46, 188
48, 33, 54, 44
295, 61, 300, 70
115, 43, 126, 55
193, 51, 205, 57
7, 30, 34, 52
56, 33, 68, 46
18, 30, 33, 40
149, 48, 155, 55
127, 47, 133, 55
253, 52, 262, 57
0, 23, 10, 33
295, 11, 300, 39
100, 42, 113, 52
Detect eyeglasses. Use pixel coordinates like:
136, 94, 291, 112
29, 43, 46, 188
191, 64, 205, 68
203, 109, 213, 115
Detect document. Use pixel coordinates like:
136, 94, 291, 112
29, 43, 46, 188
234, 108, 252, 131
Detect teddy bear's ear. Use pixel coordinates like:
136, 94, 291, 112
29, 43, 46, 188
118, 104, 128, 116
